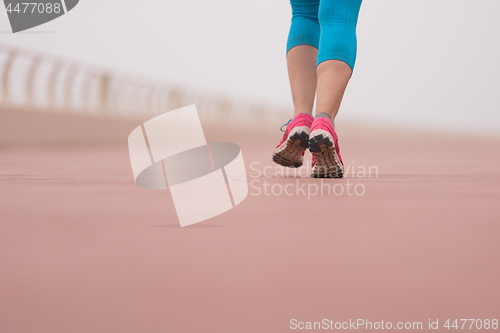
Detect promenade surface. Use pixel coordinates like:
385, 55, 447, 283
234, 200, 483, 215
1, 123, 499, 332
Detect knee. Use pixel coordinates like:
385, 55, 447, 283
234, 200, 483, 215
290, 0, 320, 22
318, 0, 362, 27
317, 0, 362, 71
288, 0, 321, 53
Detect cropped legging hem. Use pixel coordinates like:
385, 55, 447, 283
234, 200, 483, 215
286, 0, 362, 73
286, 46, 355, 73
286, 43, 319, 56
317, 52, 355, 72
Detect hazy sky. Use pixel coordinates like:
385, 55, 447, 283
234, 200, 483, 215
1, 0, 499, 134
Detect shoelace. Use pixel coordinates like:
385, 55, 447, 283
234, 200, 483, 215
280, 119, 292, 132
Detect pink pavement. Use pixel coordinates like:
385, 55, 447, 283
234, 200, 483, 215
1, 123, 499, 333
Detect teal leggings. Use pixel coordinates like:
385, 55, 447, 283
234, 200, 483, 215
287, 0, 362, 71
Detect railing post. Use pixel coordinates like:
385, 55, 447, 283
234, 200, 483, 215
138, 83, 148, 116
64, 64, 78, 112
2, 50, 16, 105
160, 90, 168, 114
147, 87, 157, 116
168, 87, 184, 110
99, 73, 110, 114
80, 70, 95, 113
48, 61, 62, 110
218, 98, 232, 121
26, 56, 41, 108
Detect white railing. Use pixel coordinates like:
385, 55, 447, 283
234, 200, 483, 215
0, 43, 288, 126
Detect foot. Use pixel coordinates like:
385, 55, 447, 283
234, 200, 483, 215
309, 113, 344, 178
272, 112, 314, 168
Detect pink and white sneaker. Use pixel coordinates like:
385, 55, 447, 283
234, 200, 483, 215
309, 113, 344, 178
272, 112, 314, 168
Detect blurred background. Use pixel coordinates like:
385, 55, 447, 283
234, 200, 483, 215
1, 0, 499, 142
1, 2, 500, 333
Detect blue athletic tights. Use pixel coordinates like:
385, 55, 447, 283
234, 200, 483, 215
287, 0, 362, 72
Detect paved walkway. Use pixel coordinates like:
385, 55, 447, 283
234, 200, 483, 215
1, 125, 499, 332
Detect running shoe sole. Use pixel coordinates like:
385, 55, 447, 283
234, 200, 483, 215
309, 129, 344, 178
272, 126, 310, 168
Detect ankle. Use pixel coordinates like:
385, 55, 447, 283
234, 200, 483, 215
314, 112, 335, 128
294, 110, 313, 117
315, 111, 333, 121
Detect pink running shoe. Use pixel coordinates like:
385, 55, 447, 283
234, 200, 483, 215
272, 112, 314, 168
308, 113, 344, 178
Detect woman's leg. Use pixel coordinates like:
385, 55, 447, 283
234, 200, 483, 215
271, 0, 320, 168
287, 45, 318, 116
315, 0, 362, 120
286, 0, 321, 116
309, 0, 362, 178
316, 60, 352, 120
